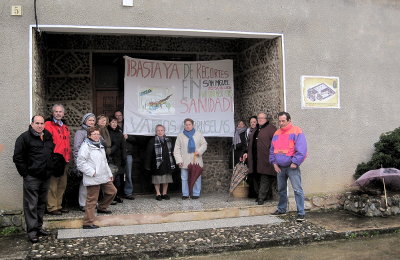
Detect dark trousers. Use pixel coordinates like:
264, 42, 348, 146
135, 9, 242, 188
254, 174, 276, 201
23, 175, 50, 239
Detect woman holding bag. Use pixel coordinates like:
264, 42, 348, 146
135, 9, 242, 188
174, 118, 207, 200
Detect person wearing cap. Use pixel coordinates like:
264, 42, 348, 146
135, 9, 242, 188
73, 113, 96, 211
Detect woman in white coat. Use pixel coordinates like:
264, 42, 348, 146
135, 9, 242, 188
77, 126, 117, 229
174, 118, 207, 199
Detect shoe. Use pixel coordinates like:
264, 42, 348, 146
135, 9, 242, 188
182, 196, 189, 200
124, 195, 135, 200
110, 201, 117, 205
37, 229, 50, 236
114, 196, 124, 203
191, 196, 199, 199
257, 199, 264, 205
296, 214, 305, 222
161, 194, 170, 200
60, 208, 69, 213
79, 206, 85, 212
272, 210, 287, 216
82, 224, 99, 229
47, 210, 62, 215
97, 209, 112, 214
156, 195, 162, 201
29, 236, 39, 243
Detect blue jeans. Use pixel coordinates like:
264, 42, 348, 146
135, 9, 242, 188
124, 155, 134, 196
181, 168, 201, 196
276, 166, 305, 215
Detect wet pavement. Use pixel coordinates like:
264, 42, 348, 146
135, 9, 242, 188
1, 198, 400, 259
177, 232, 400, 260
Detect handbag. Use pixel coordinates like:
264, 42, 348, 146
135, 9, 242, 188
108, 163, 119, 176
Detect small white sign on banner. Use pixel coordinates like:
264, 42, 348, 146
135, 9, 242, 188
123, 56, 235, 137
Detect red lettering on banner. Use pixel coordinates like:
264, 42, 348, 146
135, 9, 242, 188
180, 97, 233, 113
196, 64, 229, 79
126, 60, 162, 79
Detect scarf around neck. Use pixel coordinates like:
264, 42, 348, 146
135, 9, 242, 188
233, 127, 247, 149
183, 128, 196, 153
86, 137, 102, 148
154, 136, 175, 170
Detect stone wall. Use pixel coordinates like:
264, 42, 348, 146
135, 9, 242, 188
32, 31, 48, 116
42, 33, 281, 194
235, 38, 283, 124
0, 210, 23, 233
341, 193, 400, 217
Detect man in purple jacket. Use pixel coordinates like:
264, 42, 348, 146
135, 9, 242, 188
269, 112, 307, 222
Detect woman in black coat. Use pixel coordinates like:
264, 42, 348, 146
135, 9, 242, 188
145, 124, 175, 200
108, 116, 126, 203
233, 120, 248, 165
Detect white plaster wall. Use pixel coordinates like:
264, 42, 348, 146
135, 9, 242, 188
1, 0, 400, 209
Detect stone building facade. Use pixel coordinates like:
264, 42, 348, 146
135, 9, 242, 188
2, 0, 400, 210
32, 33, 282, 196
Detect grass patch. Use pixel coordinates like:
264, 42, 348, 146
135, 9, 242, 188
0, 226, 21, 236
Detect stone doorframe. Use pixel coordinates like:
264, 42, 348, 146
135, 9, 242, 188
29, 25, 287, 119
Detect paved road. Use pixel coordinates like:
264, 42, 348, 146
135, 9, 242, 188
177, 232, 400, 260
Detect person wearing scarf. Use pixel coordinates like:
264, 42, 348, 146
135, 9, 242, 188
242, 113, 277, 205
233, 120, 248, 165
144, 125, 175, 200
77, 126, 117, 229
174, 118, 207, 200
73, 113, 96, 211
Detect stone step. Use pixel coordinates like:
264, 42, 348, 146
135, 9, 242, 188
43, 193, 277, 229
57, 215, 284, 239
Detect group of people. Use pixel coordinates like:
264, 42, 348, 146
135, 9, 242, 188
13, 104, 208, 241
233, 112, 308, 222
13, 102, 307, 242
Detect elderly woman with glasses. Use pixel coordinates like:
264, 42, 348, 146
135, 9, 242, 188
242, 113, 277, 205
77, 126, 117, 229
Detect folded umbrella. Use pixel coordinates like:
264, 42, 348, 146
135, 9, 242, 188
229, 162, 249, 193
188, 155, 203, 195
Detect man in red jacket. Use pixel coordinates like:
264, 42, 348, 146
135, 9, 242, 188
45, 104, 71, 215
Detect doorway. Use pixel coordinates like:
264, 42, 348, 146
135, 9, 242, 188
36, 31, 284, 199
92, 52, 197, 194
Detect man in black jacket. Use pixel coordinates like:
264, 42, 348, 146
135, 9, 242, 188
13, 115, 54, 243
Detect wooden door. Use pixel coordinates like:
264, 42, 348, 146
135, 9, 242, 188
95, 91, 123, 117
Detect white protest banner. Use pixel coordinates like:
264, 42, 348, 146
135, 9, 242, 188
123, 56, 234, 137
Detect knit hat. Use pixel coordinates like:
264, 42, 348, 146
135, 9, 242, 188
81, 113, 95, 125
